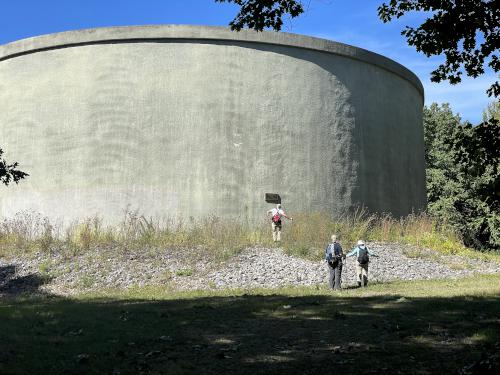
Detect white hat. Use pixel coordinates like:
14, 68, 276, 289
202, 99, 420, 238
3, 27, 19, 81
331, 235, 337, 242
357, 240, 365, 246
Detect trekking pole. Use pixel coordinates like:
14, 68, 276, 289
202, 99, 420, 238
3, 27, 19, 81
347, 256, 351, 288
342, 254, 347, 288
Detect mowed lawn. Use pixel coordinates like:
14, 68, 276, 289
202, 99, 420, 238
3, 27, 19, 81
1, 275, 499, 375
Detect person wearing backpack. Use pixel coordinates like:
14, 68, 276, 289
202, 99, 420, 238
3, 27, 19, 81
266, 204, 293, 242
346, 240, 378, 287
325, 235, 345, 290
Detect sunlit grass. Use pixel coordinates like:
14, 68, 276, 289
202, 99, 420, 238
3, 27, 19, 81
76, 273, 500, 301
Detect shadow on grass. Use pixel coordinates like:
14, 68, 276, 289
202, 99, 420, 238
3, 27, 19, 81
0, 264, 51, 297
1, 280, 499, 375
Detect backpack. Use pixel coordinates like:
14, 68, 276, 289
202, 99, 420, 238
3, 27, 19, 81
325, 244, 334, 262
272, 210, 281, 223
357, 247, 369, 265
325, 243, 341, 267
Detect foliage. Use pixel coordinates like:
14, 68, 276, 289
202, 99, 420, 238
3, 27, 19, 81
378, 0, 499, 97
483, 99, 500, 122
216, 0, 499, 96
215, 0, 304, 31
0, 148, 28, 186
424, 103, 500, 249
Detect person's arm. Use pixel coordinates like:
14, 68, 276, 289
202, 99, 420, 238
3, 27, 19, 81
345, 247, 358, 257
367, 247, 379, 257
266, 209, 273, 216
281, 210, 293, 221
339, 244, 346, 258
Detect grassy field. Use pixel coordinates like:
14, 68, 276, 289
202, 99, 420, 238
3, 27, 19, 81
1, 274, 499, 374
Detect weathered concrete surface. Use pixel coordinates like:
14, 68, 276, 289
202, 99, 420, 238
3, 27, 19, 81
0, 25, 426, 223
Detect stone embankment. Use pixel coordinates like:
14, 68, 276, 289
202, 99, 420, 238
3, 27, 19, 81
1, 243, 498, 296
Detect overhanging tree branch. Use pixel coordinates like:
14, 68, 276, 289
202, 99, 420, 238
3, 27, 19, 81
378, 0, 499, 97
0, 148, 29, 186
216, 0, 499, 96
215, 0, 304, 31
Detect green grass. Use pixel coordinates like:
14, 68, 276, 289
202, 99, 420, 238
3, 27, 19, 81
1, 209, 499, 263
1, 274, 499, 374
175, 268, 194, 277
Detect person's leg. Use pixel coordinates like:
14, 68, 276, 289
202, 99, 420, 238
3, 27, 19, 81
271, 223, 277, 242
334, 264, 342, 290
356, 263, 362, 287
363, 264, 369, 286
328, 265, 335, 289
276, 225, 281, 242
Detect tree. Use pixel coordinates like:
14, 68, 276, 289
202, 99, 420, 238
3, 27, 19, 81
482, 99, 500, 122
424, 103, 500, 249
216, 0, 499, 97
378, 0, 499, 97
0, 148, 28, 186
215, 0, 304, 31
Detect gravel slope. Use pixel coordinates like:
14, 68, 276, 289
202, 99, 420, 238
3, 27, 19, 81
1, 243, 498, 296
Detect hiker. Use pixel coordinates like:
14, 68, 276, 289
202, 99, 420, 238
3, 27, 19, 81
346, 240, 378, 287
266, 204, 293, 242
325, 235, 345, 290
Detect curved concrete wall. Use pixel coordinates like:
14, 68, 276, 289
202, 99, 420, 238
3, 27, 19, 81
0, 25, 426, 223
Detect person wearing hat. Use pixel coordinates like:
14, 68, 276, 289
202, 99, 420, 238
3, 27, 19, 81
346, 240, 378, 287
325, 234, 345, 290
266, 204, 293, 242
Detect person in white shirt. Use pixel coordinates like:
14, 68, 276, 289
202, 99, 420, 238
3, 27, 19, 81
266, 204, 293, 242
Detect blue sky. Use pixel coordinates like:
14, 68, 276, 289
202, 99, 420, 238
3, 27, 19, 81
1, 0, 496, 123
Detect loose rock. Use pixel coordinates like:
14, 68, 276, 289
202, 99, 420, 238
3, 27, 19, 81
0, 243, 498, 296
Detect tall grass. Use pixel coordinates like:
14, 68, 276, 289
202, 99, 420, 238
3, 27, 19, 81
0, 210, 269, 260
0, 209, 493, 261
282, 209, 473, 259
